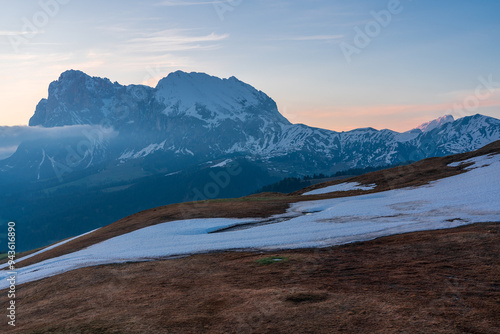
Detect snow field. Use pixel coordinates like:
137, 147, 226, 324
1, 153, 499, 289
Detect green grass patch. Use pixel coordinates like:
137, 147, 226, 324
255, 256, 288, 265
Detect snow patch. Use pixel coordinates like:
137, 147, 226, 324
1, 153, 499, 288
133, 141, 166, 159
303, 182, 376, 195
448, 154, 498, 169
118, 141, 167, 160
0, 228, 99, 270
155, 71, 266, 126
210, 159, 232, 168
118, 150, 134, 160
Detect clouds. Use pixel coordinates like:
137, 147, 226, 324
0, 30, 45, 36
125, 29, 229, 54
0, 125, 118, 160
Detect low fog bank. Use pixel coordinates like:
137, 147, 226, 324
0, 125, 118, 160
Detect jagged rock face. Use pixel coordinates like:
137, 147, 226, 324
29, 70, 288, 131
29, 70, 162, 131
28, 70, 292, 160
8, 69, 500, 180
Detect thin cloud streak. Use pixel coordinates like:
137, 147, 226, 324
155, 0, 226, 6
124, 30, 229, 53
0, 30, 45, 36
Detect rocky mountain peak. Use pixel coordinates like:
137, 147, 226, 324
155, 71, 289, 125
29, 70, 290, 129
415, 114, 455, 133
29, 70, 123, 127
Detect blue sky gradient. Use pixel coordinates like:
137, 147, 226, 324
1, 0, 499, 131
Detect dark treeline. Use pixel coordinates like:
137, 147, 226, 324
257, 162, 413, 194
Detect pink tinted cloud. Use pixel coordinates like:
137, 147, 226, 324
292, 98, 500, 132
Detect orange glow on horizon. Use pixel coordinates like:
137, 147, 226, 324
287, 99, 500, 133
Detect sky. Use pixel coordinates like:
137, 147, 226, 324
0, 0, 499, 132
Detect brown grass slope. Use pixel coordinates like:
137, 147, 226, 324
17, 140, 500, 268
3, 222, 499, 333
2, 140, 500, 333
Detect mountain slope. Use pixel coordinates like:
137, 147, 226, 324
1, 142, 499, 334
2, 222, 499, 334
1, 70, 500, 253
5, 140, 500, 278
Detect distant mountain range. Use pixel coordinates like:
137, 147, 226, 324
1, 69, 500, 252
10, 70, 500, 180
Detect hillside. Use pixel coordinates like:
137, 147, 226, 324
8, 140, 499, 269
2, 70, 500, 253
0, 141, 499, 333
3, 223, 499, 333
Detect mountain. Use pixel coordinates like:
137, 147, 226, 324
414, 114, 454, 132
29, 69, 289, 128
6, 140, 500, 281
13, 70, 500, 180
1, 141, 499, 334
1, 69, 500, 252
27, 70, 290, 169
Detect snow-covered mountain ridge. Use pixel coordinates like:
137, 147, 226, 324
7, 69, 500, 180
